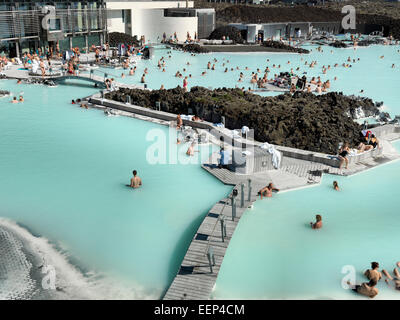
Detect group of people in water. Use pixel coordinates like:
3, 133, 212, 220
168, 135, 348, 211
347, 261, 400, 298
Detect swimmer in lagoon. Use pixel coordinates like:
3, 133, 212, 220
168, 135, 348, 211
130, 170, 142, 189
310, 214, 322, 229
333, 181, 339, 191
364, 262, 382, 282
258, 183, 279, 199
347, 279, 379, 298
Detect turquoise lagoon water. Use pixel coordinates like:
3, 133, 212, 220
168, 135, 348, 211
213, 141, 400, 300
1, 42, 400, 299
0, 80, 231, 298
96, 44, 400, 118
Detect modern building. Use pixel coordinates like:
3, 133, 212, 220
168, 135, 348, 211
229, 21, 341, 42
0, 1, 108, 57
105, 1, 215, 42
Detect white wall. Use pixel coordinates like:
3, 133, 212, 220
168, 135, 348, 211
106, 1, 194, 10
131, 9, 197, 43
106, 1, 197, 42
107, 9, 125, 33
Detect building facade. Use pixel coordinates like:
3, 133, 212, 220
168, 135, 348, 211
106, 1, 215, 42
0, 0, 107, 57
230, 21, 341, 42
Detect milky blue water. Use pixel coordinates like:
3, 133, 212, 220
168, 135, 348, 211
0, 79, 231, 298
213, 141, 400, 300
1, 42, 400, 299
96, 43, 400, 119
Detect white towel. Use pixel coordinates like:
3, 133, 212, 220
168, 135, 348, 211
260, 142, 282, 169
241, 126, 250, 134
231, 130, 241, 137
181, 115, 194, 120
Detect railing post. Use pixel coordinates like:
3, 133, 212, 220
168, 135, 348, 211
207, 247, 215, 273
219, 215, 226, 242
231, 190, 237, 221
247, 179, 252, 201
240, 183, 245, 208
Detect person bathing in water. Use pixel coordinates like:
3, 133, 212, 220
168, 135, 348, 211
129, 170, 142, 189
347, 279, 379, 298
258, 183, 279, 199
310, 214, 322, 229
364, 262, 382, 282
333, 181, 339, 191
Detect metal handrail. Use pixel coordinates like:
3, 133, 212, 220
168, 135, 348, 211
203, 191, 232, 256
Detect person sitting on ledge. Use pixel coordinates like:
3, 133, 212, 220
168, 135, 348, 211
310, 214, 322, 229
258, 183, 279, 199
176, 114, 183, 130
338, 143, 350, 170
130, 170, 142, 189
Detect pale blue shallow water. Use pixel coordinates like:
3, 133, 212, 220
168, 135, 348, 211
96, 43, 400, 118
1, 42, 400, 299
0, 79, 231, 298
213, 142, 400, 300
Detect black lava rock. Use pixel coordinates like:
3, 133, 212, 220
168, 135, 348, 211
209, 26, 244, 44
262, 41, 310, 53
105, 87, 381, 155
108, 32, 140, 47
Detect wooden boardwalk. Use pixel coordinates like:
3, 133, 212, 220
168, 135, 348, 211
163, 181, 257, 300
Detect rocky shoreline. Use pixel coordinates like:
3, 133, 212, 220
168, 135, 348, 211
262, 41, 310, 54
105, 87, 382, 155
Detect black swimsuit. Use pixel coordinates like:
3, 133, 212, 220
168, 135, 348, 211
339, 150, 348, 157
369, 140, 377, 148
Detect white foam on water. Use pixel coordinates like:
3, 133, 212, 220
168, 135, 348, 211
0, 226, 37, 300
0, 218, 159, 300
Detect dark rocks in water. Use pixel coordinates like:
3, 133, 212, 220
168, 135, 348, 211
105, 87, 381, 155
209, 26, 244, 44
262, 41, 310, 53
329, 41, 348, 48
108, 32, 139, 47
176, 43, 210, 54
